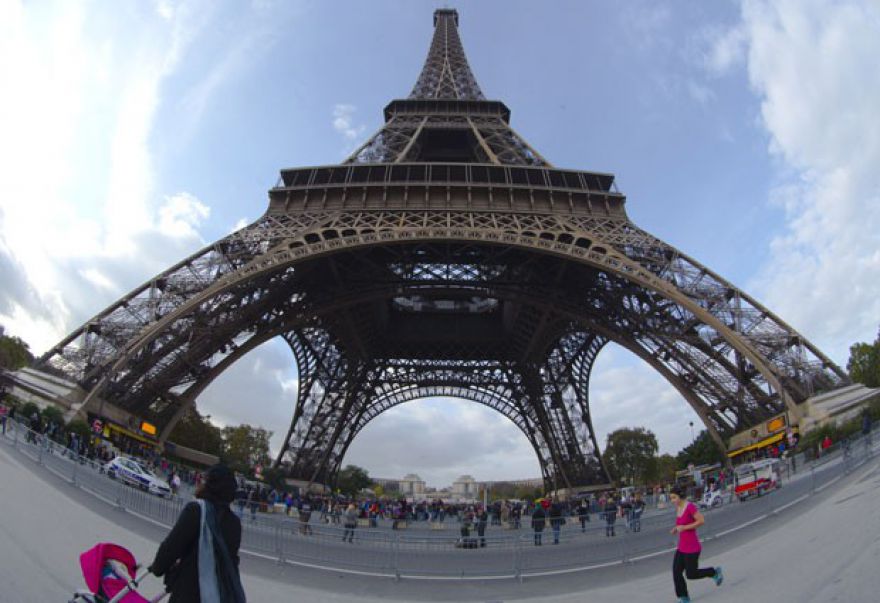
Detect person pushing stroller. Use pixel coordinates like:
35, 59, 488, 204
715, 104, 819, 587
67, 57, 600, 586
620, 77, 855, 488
149, 464, 246, 602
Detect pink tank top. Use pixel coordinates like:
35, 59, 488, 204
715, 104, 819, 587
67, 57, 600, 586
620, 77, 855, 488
676, 502, 701, 553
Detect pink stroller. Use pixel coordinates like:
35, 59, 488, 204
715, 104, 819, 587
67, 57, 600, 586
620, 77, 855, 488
69, 543, 166, 603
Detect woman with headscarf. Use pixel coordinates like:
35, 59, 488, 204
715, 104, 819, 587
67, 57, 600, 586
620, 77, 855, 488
150, 464, 246, 602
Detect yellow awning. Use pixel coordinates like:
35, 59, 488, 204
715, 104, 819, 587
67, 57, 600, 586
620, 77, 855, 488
107, 422, 160, 448
727, 431, 784, 458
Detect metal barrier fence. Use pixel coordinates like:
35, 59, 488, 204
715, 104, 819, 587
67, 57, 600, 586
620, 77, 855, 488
2, 418, 875, 580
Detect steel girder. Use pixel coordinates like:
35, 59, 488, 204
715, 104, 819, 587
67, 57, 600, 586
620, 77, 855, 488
346, 115, 549, 166
35, 215, 847, 490
37, 209, 846, 409
410, 9, 484, 101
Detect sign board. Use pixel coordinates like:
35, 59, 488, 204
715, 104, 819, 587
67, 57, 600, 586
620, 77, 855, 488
728, 412, 790, 451
766, 416, 786, 434
140, 421, 157, 436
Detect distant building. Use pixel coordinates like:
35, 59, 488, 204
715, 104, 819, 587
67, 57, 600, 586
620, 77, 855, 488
370, 473, 546, 502
452, 474, 477, 499
399, 473, 426, 497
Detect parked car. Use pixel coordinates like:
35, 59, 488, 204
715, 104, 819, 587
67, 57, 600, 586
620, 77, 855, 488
106, 456, 171, 497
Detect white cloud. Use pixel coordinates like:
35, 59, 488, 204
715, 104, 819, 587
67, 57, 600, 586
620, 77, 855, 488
157, 192, 210, 240
79, 268, 116, 292
197, 338, 298, 453
589, 345, 701, 457
344, 397, 541, 489
332, 103, 365, 140
0, 1, 213, 352
231, 217, 250, 233
686, 79, 716, 105
155, 0, 174, 21
620, 4, 674, 53
734, 0, 880, 362
703, 25, 747, 74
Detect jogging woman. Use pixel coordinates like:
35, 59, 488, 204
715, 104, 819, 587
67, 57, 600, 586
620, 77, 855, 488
669, 487, 723, 603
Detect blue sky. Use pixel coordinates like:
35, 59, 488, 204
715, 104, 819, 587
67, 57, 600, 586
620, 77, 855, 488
1, 0, 878, 487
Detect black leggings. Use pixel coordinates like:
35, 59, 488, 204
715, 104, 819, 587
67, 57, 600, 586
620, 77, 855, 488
673, 550, 716, 597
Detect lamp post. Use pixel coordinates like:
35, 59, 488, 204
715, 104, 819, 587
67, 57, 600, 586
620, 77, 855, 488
689, 421, 695, 444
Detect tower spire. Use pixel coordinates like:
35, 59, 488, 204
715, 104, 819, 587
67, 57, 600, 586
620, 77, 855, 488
410, 9, 485, 100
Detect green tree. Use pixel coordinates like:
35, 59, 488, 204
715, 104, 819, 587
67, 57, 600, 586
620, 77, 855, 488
20, 401, 41, 420
676, 430, 726, 469
847, 328, 880, 387
602, 427, 659, 486
167, 407, 224, 456
41, 405, 65, 425
221, 424, 272, 475
645, 453, 678, 484
513, 485, 543, 502
0, 326, 34, 371
336, 464, 373, 497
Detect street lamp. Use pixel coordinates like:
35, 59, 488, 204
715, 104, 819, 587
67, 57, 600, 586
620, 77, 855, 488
689, 421, 695, 444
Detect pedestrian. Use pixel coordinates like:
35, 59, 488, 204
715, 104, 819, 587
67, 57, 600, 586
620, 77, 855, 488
548, 498, 564, 544
0, 402, 8, 435
234, 482, 246, 518
459, 508, 475, 548
299, 498, 313, 535
247, 487, 259, 522
669, 486, 723, 603
342, 503, 358, 543
620, 495, 633, 528
169, 471, 181, 496
149, 464, 245, 603
476, 506, 488, 548
603, 494, 618, 537
531, 502, 546, 546
577, 498, 590, 532
631, 493, 645, 532
500, 500, 510, 528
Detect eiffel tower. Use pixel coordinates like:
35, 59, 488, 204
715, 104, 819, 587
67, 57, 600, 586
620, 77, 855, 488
37, 9, 848, 492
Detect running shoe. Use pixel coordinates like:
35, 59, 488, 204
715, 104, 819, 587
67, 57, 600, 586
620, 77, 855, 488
714, 566, 724, 586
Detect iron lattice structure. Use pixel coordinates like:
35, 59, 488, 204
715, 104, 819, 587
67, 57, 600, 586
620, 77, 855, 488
38, 10, 848, 491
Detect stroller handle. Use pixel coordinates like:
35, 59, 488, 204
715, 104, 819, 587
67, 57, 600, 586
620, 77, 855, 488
106, 568, 167, 603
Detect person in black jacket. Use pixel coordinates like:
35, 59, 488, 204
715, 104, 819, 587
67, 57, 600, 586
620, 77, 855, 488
150, 464, 245, 602
531, 504, 546, 546
604, 495, 618, 537
548, 499, 564, 544
475, 506, 489, 548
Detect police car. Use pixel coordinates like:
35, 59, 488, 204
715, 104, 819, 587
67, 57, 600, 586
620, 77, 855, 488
106, 456, 171, 497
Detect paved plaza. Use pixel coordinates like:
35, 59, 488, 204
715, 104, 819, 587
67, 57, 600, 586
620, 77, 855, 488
2, 439, 879, 602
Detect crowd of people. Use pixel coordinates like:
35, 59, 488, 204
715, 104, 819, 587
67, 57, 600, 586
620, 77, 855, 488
1, 400, 204, 494
225, 483, 656, 548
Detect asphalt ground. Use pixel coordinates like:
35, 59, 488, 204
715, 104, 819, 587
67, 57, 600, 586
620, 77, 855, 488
2, 429, 879, 602
4, 422, 860, 580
